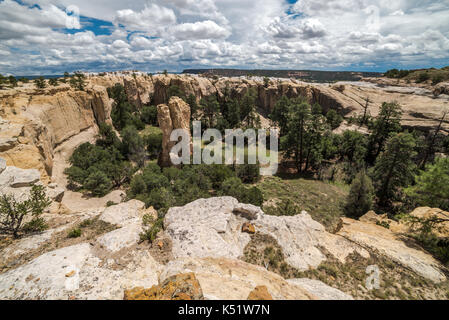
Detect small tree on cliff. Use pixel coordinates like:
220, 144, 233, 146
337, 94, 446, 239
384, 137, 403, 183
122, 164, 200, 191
344, 170, 374, 218
0, 185, 51, 238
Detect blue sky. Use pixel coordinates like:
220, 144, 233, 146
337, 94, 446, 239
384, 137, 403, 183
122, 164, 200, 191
0, 0, 448, 75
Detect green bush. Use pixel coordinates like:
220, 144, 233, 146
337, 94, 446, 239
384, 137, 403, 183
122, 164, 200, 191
140, 218, 164, 243
236, 163, 260, 184
84, 171, 113, 197
141, 105, 158, 126
0, 185, 51, 238
68, 228, 82, 238
326, 110, 343, 130
145, 132, 162, 159
220, 177, 264, 206
264, 199, 301, 216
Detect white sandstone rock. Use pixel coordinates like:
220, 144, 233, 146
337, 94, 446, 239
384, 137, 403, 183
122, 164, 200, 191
164, 197, 252, 260
0, 166, 40, 188
165, 197, 368, 271
0, 157, 6, 174
287, 279, 354, 300
99, 200, 145, 227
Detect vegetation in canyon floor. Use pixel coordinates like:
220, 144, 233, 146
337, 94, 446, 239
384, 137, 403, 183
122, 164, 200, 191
59, 80, 449, 264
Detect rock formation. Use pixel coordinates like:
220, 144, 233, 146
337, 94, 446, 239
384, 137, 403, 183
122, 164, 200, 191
157, 96, 191, 167
165, 197, 368, 271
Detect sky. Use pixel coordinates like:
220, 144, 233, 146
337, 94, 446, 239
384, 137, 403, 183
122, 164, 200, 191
0, 0, 449, 75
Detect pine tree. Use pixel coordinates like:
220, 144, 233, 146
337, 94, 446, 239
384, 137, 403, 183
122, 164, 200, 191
372, 132, 417, 207
366, 102, 403, 163
406, 158, 449, 210
344, 170, 374, 218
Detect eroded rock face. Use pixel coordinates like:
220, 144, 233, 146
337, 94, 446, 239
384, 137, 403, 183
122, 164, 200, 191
0, 166, 40, 189
247, 286, 273, 300
124, 273, 204, 300
157, 96, 191, 167
159, 257, 317, 300
337, 217, 446, 283
165, 197, 368, 271
287, 279, 353, 300
0, 200, 163, 300
0, 157, 6, 174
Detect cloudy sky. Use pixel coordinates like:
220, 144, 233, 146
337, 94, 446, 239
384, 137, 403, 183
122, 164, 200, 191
1, 0, 449, 75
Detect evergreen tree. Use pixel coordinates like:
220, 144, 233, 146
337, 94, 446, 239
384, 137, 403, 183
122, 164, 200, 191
366, 102, 403, 163
344, 170, 374, 218
406, 158, 449, 210
372, 132, 417, 207
282, 98, 312, 172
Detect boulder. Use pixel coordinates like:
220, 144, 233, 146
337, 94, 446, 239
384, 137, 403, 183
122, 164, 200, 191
124, 273, 204, 300
46, 185, 65, 202
164, 197, 251, 260
409, 207, 449, 238
99, 200, 145, 227
0, 166, 40, 189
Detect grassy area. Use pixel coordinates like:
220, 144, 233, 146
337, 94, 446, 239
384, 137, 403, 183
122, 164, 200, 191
257, 176, 349, 231
139, 125, 162, 137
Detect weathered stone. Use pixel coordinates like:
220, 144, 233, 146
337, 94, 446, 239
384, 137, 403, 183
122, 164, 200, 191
287, 279, 353, 300
0, 166, 40, 188
165, 197, 251, 260
99, 200, 145, 227
0, 137, 18, 152
0, 241, 162, 300
242, 222, 256, 234
409, 207, 449, 238
0, 157, 5, 174
247, 286, 273, 300
338, 217, 446, 282
160, 257, 317, 300
96, 224, 142, 252
124, 273, 203, 300
157, 96, 191, 167
46, 185, 65, 202
165, 197, 369, 271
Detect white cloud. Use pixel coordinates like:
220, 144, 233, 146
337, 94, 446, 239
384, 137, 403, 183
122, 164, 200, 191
171, 20, 230, 40
113, 4, 177, 32
1, 0, 449, 75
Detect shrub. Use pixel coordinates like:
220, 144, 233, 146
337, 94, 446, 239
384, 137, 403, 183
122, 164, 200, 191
145, 132, 163, 159
0, 185, 51, 238
417, 72, 430, 83
220, 177, 264, 206
264, 199, 301, 216
84, 171, 113, 197
326, 110, 343, 130
141, 105, 158, 126
236, 163, 260, 184
68, 228, 82, 238
140, 218, 164, 243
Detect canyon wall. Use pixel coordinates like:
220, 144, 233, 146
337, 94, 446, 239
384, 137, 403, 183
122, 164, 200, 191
1, 73, 447, 184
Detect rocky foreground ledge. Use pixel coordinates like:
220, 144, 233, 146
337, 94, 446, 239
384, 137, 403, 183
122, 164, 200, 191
0, 195, 447, 300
